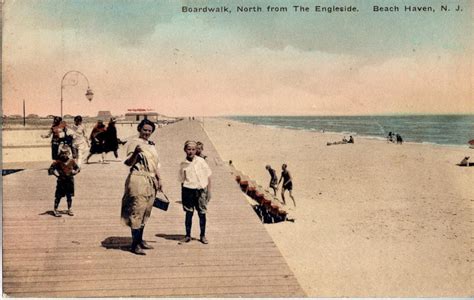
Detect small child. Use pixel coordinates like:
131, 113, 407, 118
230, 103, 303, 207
48, 149, 80, 217
196, 141, 207, 159
179, 140, 212, 244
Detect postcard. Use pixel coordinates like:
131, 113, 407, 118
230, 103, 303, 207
2, 0, 472, 297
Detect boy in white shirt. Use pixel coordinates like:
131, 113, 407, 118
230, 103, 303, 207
179, 140, 212, 244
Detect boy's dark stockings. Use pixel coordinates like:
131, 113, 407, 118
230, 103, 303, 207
185, 211, 206, 238
54, 195, 73, 210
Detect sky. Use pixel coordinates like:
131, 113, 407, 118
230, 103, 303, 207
2, 0, 472, 117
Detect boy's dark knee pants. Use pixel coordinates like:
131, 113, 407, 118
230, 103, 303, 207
184, 211, 207, 237
182, 187, 209, 238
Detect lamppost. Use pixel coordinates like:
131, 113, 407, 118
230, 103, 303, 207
60, 70, 94, 117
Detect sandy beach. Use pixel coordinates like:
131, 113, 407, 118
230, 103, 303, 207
203, 117, 473, 297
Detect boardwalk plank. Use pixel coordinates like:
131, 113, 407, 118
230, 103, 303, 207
3, 268, 295, 283
10, 284, 303, 298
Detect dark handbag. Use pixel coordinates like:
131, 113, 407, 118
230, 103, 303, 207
153, 192, 170, 211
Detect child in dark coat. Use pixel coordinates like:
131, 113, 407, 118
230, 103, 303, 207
48, 149, 80, 217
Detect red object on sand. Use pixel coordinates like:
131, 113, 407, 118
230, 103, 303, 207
468, 139, 474, 145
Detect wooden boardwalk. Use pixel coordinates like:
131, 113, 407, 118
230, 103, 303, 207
2, 120, 305, 297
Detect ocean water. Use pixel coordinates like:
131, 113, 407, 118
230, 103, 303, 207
226, 115, 474, 147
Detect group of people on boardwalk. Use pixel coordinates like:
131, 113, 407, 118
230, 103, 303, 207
42, 116, 122, 165
43, 116, 212, 255
44, 116, 214, 255
265, 164, 296, 207
120, 118, 213, 255
87, 118, 124, 163
42, 115, 122, 217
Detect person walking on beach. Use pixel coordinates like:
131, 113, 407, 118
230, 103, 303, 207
396, 133, 403, 144
121, 119, 161, 255
48, 148, 80, 217
179, 140, 212, 244
70, 115, 89, 167
278, 164, 296, 207
265, 165, 278, 196
387, 132, 394, 143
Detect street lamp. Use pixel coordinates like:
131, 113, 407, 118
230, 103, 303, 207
60, 70, 94, 117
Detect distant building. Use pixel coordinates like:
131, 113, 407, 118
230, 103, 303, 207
125, 111, 159, 122
97, 111, 112, 120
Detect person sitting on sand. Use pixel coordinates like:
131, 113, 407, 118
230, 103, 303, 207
265, 165, 279, 196
459, 156, 470, 166
327, 137, 350, 146
348, 136, 354, 144
278, 164, 296, 207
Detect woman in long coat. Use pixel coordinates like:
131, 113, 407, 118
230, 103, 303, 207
104, 118, 120, 158
121, 119, 161, 255
86, 120, 106, 163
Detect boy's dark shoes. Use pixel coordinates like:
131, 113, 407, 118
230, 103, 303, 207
140, 240, 154, 249
131, 246, 146, 255
67, 209, 74, 216
179, 236, 191, 244
200, 236, 209, 244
